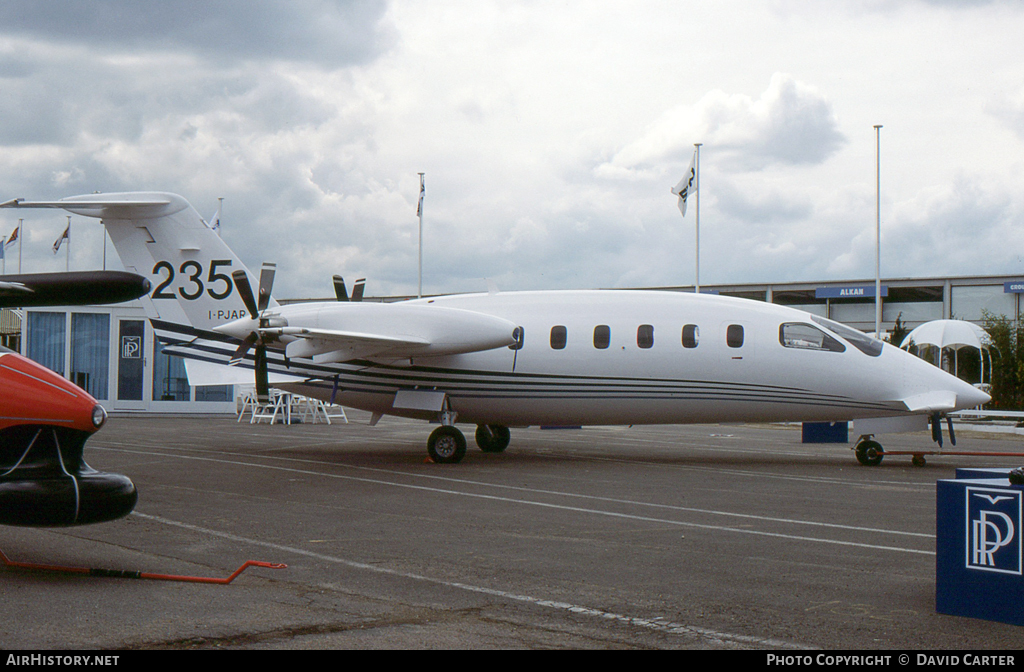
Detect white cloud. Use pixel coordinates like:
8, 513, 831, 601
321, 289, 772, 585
597, 74, 846, 180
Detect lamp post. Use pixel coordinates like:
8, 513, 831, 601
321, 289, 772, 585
694, 143, 702, 294
874, 125, 882, 339
417, 173, 425, 299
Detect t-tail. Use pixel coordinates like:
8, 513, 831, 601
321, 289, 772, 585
2, 192, 266, 335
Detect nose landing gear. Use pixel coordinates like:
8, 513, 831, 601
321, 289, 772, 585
854, 437, 884, 466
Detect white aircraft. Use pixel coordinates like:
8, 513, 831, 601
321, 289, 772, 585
2, 192, 991, 465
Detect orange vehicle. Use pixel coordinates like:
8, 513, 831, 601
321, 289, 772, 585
0, 347, 137, 526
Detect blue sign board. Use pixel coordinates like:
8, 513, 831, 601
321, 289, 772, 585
815, 285, 888, 299
936, 473, 1024, 625
1003, 281, 1024, 294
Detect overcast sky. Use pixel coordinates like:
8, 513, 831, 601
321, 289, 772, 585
2, 0, 1023, 299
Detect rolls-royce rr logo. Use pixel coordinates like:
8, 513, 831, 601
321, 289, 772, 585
966, 487, 1022, 575
121, 335, 141, 359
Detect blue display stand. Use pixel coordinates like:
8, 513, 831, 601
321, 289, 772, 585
801, 421, 848, 443
936, 470, 1024, 625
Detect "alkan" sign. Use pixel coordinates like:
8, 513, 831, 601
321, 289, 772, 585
815, 285, 888, 299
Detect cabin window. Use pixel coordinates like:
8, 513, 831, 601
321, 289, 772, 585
681, 324, 699, 349
593, 325, 611, 349
810, 315, 883, 357
637, 324, 654, 349
779, 323, 846, 352
726, 324, 744, 348
509, 326, 525, 350
550, 325, 567, 350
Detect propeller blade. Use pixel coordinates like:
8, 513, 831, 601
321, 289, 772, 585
351, 278, 365, 302
232, 270, 258, 319
254, 344, 269, 403
257, 262, 276, 313
947, 416, 957, 446
333, 275, 349, 302
931, 412, 943, 448
230, 332, 257, 364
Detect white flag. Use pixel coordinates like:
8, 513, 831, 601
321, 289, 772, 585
208, 201, 222, 234
416, 174, 425, 217
53, 225, 69, 254
671, 151, 697, 217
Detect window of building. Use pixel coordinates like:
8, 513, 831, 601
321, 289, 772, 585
682, 324, 699, 349
27, 312, 65, 375
727, 324, 744, 348
196, 385, 233, 402
550, 325, 567, 349
153, 340, 190, 401
593, 325, 610, 349
70, 313, 110, 399
637, 324, 654, 349
779, 322, 845, 353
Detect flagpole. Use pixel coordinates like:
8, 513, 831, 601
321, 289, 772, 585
417, 172, 425, 299
1, 236, 5, 275
874, 125, 882, 339
66, 216, 71, 272
18, 219, 22, 274
694, 143, 702, 294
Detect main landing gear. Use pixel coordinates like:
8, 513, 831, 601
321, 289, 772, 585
426, 424, 512, 464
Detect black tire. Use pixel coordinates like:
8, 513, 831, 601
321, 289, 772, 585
855, 439, 884, 466
428, 426, 467, 464
911, 454, 927, 467
475, 425, 511, 453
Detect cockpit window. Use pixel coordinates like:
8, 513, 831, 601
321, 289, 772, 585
810, 315, 883, 357
779, 323, 846, 353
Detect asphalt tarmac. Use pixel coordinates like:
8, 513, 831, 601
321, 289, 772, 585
2, 411, 1023, 650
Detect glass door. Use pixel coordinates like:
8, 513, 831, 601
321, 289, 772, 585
115, 319, 147, 410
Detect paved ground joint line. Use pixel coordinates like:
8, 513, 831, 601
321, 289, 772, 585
131, 511, 813, 650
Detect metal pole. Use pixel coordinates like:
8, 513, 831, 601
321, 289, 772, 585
874, 125, 882, 339
18, 219, 22, 274
694, 143, 702, 294
66, 216, 71, 272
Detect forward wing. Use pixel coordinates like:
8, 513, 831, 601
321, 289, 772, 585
900, 390, 957, 414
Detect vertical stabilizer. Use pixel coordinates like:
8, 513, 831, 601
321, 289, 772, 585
2, 192, 269, 334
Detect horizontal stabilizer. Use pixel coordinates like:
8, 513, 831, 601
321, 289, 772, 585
1, 193, 182, 220
900, 391, 957, 414
182, 358, 306, 387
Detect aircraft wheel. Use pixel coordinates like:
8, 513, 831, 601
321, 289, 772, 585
428, 426, 467, 464
475, 425, 511, 453
912, 454, 927, 467
855, 439, 884, 466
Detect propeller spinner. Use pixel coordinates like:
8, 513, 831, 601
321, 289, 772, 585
221, 262, 278, 402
